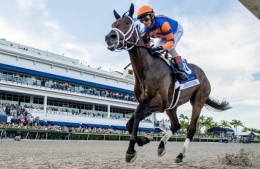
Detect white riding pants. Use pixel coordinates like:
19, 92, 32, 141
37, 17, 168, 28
156, 24, 183, 57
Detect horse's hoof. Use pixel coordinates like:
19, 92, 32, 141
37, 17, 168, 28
136, 136, 152, 147
144, 135, 153, 141
158, 148, 166, 157
143, 136, 151, 144
174, 158, 182, 163
125, 151, 137, 163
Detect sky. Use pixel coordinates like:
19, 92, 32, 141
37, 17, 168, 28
0, 0, 260, 129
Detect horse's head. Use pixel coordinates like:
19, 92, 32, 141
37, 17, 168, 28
105, 3, 139, 51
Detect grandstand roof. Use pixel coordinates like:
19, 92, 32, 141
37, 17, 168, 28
239, 0, 260, 20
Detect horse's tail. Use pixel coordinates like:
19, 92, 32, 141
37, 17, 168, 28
204, 97, 231, 112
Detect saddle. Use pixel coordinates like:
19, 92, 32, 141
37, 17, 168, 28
152, 51, 200, 109
151, 51, 193, 82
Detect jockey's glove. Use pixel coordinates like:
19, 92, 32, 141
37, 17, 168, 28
150, 46, 163, 52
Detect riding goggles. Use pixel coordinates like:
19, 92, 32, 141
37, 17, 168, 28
139, 15, 151, 23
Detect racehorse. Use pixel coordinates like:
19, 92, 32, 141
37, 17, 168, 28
105, 3, 231, 163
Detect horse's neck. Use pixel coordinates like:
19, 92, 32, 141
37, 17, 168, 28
128, 43, 151, 82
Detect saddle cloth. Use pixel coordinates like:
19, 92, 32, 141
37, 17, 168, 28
158, 55, 200, 110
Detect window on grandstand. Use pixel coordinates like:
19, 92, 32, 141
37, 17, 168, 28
72, 103, 77, 108
19, 96, 30, 103
13, 95, 18, 101
0, 93, 6, 100
110, 107, 134, 114
6, 94, 12, 101
47, 99, 92, 110
33, 97, 44, 104
0, 92, 30, 103
95, 105, 107, 112
81, 104, 92, 110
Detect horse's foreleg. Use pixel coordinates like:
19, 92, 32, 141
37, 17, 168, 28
127, 114, 152, 147
125, 103, 144, 163
126, 116, 140, 163
126, 97, 163, 163
126, 115, 134, 134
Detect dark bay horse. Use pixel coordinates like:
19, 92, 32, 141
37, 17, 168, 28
105, 3, 231, 163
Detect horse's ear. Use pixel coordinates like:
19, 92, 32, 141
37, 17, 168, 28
128, 3, 134, 18
114, 10, 121, 20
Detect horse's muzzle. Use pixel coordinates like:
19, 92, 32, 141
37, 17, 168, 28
105, 33, 118, 51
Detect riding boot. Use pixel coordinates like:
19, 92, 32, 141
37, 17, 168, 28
173, 56, 188, 81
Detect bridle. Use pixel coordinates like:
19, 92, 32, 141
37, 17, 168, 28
109, 14, 167, 66
110, 16, 149, 51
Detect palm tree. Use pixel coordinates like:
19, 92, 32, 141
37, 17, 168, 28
219, 120, 232, 128
196, 115, 206, 136
212, 122, 219, 127
247, 127, 260, 133
230, 119, 243, 135
179, 114, 189, 122
203, 117, 216, 134
242, 126, 248, 132
179, 114, 190, 134
179, 120, 189, 134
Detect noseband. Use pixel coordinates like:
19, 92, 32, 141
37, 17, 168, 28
110, 16, 140, 51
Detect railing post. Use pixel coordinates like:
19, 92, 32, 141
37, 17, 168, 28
26, 132, 29, 139
46, 132, 48, 140
35, 132, 38, 140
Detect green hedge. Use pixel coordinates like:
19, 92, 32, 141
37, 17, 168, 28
0, 127, 221, 142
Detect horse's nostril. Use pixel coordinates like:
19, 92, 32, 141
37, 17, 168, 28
110, 34, 117, 39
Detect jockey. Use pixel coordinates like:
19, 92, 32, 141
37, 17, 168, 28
137, 5, 188, 81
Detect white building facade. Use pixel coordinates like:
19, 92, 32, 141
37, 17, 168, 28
0, 38, 155, 131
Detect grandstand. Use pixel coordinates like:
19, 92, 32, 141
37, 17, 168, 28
0, 38, 157, 132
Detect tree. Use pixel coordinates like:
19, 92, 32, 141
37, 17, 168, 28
242, 126, 248, 132
203, 117, 216, 134
219, 120, 232, 128
179, 114, 189, 122
179, 120, 189, 134
179, 114, 189, 134
247, 127, 260, 133
196, 115, 206, 136
230, 119, 243, 135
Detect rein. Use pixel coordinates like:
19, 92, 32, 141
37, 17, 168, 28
126, 41, 150, 50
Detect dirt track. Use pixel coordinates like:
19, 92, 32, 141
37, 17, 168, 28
0, 140, 259, 169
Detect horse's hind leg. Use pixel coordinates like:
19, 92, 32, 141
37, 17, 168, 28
158, 108, 180, 156
175, 93, 208, 163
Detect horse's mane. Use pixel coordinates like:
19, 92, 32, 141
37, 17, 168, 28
133, 19, 145, 36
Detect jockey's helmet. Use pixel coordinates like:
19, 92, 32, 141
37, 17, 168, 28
137, 5, 154, 19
